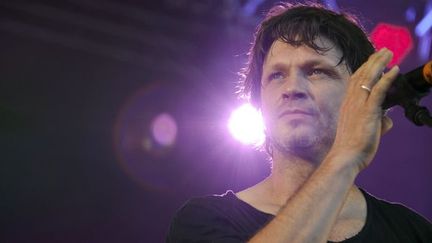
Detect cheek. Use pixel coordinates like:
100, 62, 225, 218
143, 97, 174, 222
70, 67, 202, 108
316, 86, 346, 121
260, 102, 274, 129
260, 93, 280, 131
260, 88, 276, 113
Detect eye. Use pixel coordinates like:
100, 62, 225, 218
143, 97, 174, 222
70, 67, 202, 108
268, 71, 285, 81
306, 68, 338, 80
308, 68, 326, 76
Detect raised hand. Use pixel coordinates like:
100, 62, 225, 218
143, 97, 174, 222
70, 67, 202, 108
331, 48, 400, 172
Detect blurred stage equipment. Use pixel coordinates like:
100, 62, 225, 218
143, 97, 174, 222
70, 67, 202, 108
383, 61, 432, 127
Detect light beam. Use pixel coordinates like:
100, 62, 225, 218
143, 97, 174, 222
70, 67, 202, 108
228, 103, 265, 145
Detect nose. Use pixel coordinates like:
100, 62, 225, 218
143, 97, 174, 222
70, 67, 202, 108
282, 91, 307, 101
281, 73, 310, 101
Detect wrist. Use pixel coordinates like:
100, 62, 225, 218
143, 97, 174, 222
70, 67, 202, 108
321, 149, 361, 180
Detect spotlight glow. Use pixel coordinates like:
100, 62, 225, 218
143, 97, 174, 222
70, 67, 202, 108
151, 113, 177, 147
370, 23, 413, 66
415, 9, 432, 37
228, 103, 265, 145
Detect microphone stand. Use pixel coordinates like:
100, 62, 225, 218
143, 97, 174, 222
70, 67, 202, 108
388, 72, 432, 127
385, 60, 432, 127
401, 100, 432, 127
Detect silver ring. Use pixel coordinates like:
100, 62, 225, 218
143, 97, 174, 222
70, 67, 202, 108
360, 84, 372, 93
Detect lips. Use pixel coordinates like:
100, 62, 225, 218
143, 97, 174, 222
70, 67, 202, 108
278, 109, 315, 118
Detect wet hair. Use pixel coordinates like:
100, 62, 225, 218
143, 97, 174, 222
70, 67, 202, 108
239, 2, 375, 106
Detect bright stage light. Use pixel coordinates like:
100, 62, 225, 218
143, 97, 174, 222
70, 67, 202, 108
228, 103, 265, 145
415, 9, 432, 37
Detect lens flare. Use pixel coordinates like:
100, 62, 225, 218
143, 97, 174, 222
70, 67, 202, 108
228, 103, 265, 145
151, 112, 177, 147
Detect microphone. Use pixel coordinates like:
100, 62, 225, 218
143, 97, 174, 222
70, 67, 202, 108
382, 60, 432, 110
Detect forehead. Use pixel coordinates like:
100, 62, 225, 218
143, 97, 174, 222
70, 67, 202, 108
264, 37, 347, 70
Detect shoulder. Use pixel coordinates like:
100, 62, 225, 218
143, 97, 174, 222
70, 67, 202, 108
362, 189, 432, 240
365, 190, 430, 223
174, 190, 239, 220
166, 190, 272, 242
166, 191, 245, 242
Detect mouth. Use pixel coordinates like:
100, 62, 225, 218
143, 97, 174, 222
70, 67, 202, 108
279, 109, 315, 118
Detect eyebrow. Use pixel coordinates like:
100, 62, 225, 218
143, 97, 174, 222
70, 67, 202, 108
263, 59, 348, 80
266, 58, 339, 70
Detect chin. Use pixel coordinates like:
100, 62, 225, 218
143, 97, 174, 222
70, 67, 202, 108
268, 118, 334, 154
287, 133, 318, 150
273, 126, 325, 155
283, 123, 318, 144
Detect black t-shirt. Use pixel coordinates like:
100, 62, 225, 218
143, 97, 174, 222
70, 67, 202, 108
166, 189, 432, 242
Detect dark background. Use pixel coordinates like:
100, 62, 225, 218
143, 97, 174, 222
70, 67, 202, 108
1, 0, 431, 242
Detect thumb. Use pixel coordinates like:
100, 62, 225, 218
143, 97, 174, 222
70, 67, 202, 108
381, 115, 393, 136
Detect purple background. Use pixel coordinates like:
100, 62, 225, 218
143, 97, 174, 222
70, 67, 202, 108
1, 0, 431, 242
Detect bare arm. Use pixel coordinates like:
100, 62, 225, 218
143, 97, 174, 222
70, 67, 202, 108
249, 48, 400, 243
249, 152, 359, 243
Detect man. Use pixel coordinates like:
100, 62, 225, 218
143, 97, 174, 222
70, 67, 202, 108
167, 3, 432, 242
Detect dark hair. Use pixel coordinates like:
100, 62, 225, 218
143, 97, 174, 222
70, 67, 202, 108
239, 3, 375, 106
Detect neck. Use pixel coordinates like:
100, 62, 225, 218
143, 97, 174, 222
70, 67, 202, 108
264, 151, 318, 206
261, 150, 361, 215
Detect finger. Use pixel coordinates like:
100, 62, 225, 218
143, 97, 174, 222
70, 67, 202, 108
347, 48, 393, 100
360, 48, 394, 89
368, 65, 400, 105
361, 48, 390, 72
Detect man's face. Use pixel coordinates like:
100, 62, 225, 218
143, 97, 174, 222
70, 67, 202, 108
260, 38, 351, 159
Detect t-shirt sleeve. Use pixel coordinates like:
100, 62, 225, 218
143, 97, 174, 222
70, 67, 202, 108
166, 198, 246, 243
394, 204, 432, 241
371, 195, 432, 243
